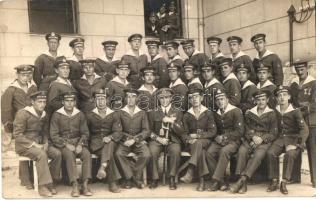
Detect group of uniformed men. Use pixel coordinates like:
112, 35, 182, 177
1, 31, 316, 197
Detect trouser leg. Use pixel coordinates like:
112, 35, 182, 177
189, 139, 211, 177
167, 143, 181, 177
47, 146, 62, 181
306, 127, 316, 184
132, 144, 151, 179
235, 144, 250, 176
148, 141, 162, 181
80, 147, 92, 181
266, 143, 284, 180
61, 147, 79, 183
205, 142, 221, 177
19, 161, 32, 185
282, 149, 300, 181
115, 145, 133, 179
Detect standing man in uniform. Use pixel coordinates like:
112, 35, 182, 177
251, 33, 283, 86
181, 87, 217, 191
207, 36, 225, 80
230, 90, 278, 194
86, 89, 122, 193
33, 32, 61, 91
50, 92, 92, 197
121, 34, 148, 89
137, 66, 158, 111
72, 58, 107, 113
146, 40, 169, 88
290, 60, 316, 188
13, 91, 57, 197
183, 62, 203, 90
202, 63, 225, 111
68, 37, 85, 81
147, 88, 184, 190
106, 61, 131, 110
206, 89, 244, 192
46, 57, 76, 116
95, 40, 120, 82
1, 65, 37, 189
115, 89, 151, 189
236, 64, 258, 113
219, 58, 241, 106
165, 41, 184, 66
266, 86, 309, 194
168, 62, 188, 111
181, 39, 208, 77
227, 36, 256, 82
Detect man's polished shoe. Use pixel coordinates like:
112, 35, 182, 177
208, 179, 220, 191
71, 181, 80, 197
238, 181, 247, 194
109, 182, 121, 193
280, 181, 288, 195
149, 180, 158, 189
38, 185, 52, 197
196, 177, 205, 191
47, 183, 57, 195
123, 179, 133, 189
169, 176, 177, 190
267, 179, 279, 192
230, 178, 244, 193
133, 178, 145, 189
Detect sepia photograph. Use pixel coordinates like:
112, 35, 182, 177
0, 0, 316, 199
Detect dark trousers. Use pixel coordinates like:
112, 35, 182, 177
115, 143, 150, 180
187, 139, 211, 177
19, 147, 53, 186
205, 142, 239, 181
266, 142, 300, 181
148, 141, 181, 180
93, 141, 121, 182
19, 145, 62, 184
61, 147, 92, 183
235, 142, 270, 178
306, 127, 316, 184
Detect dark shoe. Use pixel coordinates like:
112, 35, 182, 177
180, 166, 194, 183
280, 181, 288, 195
47, 183, 57, 195
208, 179, 220, 191
71, 181, 80, 197
219, 180, 229, 191
169, 176, 177, 190
82, 179, 93, 196
149, 180, 158, 189
230, 176, 246, 194
109, 182, 121, 193
238, 180, 247, 194
123, 179, 133, 189
196, 177, 205, 191
25, 184, 34, 190
38, 185, 52, 197
133, 177, 145, 189
267, 179, 279, 192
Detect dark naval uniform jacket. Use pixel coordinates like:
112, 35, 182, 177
67, 55, 84, 81
240, 80, 258, 113
150, 54, 170, 88
95, 56, 120, 82
222, 73, 241, 106
231, 51, 256, 83
203, 78, 225, 111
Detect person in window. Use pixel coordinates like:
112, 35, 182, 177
146, 12, 159, 38
160, 1, 180, 42
68, 38, 85, 81
33, 32, 61, 91
95, 40, 120, 82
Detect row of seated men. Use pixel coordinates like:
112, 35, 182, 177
1, 32, 316, 197
3, 60, 315, 197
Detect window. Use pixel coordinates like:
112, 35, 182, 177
143, 0, 183, 41
27, 0, 78, 34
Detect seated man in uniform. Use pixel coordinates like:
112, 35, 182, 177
137, 66, 158, 111
206, 89, 244, 192
115, 89, 151, 189
13, 91, 57, 197
106, 61, 131, 110
230, 90, 278, 194
72, 58, 107, 113
147, 88, 184, 190
50, 92, 92, 197
181, 87, 217, 191
266, 86, 309, 194
95, 40, 120, 81
86, 89, 122, 193
219, 58, 241, 106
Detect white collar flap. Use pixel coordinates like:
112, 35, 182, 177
92, 107, 114, 117
169, 54, 183, 63
242, 80, 255, 90
138, 85, 157, 94
125, 49, 146, 57
24, 106, 46, 119
188, 77, 202, 87
248, 105, 273, 117
10, 80, 37, 90
152, 54, 162, 61
169, 78, 186, 88
56, 106, 81, 117
111, 76, 129, 86
257, 79, 274, 89
276, 104, 296, 114
191, 50, 200, 57
54, 77, 72, 86
187, 105, 208, 118
255, 49, 274, 59
98, 55, 120, 63
121, 106, 142, 116
210, 52, 224, 60
291, 75, 316, 86
205, 78, 220, 88
231, 51, 246, 60
223, 73, 239, 83
217, 103, 236, 115
82, 73, 101, 80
